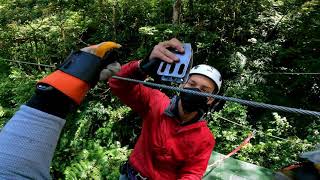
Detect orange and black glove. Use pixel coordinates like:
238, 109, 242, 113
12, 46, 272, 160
39, 42, 121, 104
27, 42, 121, 118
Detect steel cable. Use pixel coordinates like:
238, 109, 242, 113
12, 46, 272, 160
112, 76, 320, 117
1, 58, 320, 117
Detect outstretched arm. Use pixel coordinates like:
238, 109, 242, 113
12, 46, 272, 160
0, 42, 121, 179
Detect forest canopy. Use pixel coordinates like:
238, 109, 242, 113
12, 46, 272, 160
0, 0, 319, 179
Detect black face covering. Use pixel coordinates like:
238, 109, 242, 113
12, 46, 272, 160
180, 87, 209, 113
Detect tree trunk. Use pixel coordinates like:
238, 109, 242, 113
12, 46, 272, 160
173, 0, 182, 24
112, 1, 117, 40
187, 0, 194, 23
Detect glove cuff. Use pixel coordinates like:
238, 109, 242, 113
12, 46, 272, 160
39, 70, 89, 104
38, 51, 103, 104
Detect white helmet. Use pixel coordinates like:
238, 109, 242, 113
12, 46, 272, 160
189, 64, 222, 93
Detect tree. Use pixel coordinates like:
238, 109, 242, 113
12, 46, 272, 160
173, 0, 182, 24
0, 0, 319, 178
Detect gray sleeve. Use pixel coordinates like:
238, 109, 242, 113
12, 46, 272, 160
300, 149, 320, 164
0, 105, 66, 180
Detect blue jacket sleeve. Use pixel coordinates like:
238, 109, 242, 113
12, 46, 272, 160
0, 105, 65, 179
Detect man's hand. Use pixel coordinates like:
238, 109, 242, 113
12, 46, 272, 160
140, 38, 185, 76
99, 62, 121, 81
149, 38, 184, 63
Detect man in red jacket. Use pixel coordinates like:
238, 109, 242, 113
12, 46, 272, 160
109, 38, 222, 180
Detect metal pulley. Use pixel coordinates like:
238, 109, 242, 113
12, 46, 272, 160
157, 43, 193, 83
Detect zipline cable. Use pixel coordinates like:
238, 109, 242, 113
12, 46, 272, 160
1, 57, 320, 117
1, 57, 316, 178
0, 58, 306, 141
112, 76, 320, 117
2, 58, 319, 75
0, 57, 56, 68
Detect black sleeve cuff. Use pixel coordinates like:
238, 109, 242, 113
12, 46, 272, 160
26, 84, 77, 119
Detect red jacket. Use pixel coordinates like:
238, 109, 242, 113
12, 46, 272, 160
109, 61, 215, 180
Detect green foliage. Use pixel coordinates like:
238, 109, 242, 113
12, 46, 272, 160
0, 0, 319, 178
208, 102, 251, 154
208, 106, 314, 170
0, 66, 40, 129
238, 138, 312, 170
50, 95, 131, 179
63, 141, 129, 180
